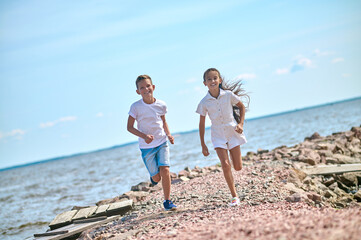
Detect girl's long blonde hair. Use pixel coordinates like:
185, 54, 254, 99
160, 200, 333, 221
203, 68, 250, 124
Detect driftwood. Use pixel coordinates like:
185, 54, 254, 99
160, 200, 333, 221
302, 164, 361, 175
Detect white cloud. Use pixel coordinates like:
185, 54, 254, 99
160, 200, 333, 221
234, 73, 256, 80
275, 68, 289, 75
332, 58, 344, 63
40, 116, 77, 128
290, 56, 313, 72
296, 57, 313, 67
342, 73, 351, 78
96, 112, 104, 117
313, 49, 334, 57
275, 55, 314, 75
0, 129, 26, 140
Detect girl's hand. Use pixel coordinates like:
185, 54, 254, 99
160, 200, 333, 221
168, 135, 175, 144
144, 135, 154, 144
202, 144, 210, 156
235, 124, 243, 134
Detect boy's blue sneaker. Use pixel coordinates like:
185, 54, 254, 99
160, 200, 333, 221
150, 176, 158, 186
163, 200, 177, 211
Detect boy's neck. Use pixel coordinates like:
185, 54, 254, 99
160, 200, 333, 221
143, 96, 156, 104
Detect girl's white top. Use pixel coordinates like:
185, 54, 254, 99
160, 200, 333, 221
129, 98, 167, 149
196, 89, 247, 149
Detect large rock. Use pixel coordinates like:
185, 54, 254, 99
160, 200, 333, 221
333, 154, 360, 164
285, 193, 302, 203
337, 173, 358, 187
354, 190, 361, 202
305, 132, 322, 141
297, 149, 321, 165
351, 126, 361, 139
324, 190, 337, 199
287, 169, 307, 186
96, 196, 128, 206
123, 191, 150, 203
131, 182, 151, 192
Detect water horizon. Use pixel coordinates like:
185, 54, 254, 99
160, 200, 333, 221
1, 95, 360, 172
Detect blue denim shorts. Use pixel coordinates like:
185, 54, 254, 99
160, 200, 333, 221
140, 141, 170, 177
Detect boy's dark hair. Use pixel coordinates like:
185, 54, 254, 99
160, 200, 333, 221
136, 75, 152, 88
203, 68, 250, 124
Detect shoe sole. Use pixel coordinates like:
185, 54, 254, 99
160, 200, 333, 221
164, 207, 177, 211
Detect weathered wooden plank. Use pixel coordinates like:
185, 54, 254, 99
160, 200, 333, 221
34, 215, 120, 240
72, 206, 98, 221
49, 210, 78, 230
73, 216, 107, 224
34, 230, 68, 237
106, 200, 133, 216
302, 163, 361, 175
93, 204, 109, 217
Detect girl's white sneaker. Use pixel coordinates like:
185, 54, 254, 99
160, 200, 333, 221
229, 197, 240, 207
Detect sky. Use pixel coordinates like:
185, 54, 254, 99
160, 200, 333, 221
0, 0, 360, 169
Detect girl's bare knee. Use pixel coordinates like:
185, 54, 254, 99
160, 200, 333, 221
221, 161, 232, 172
234, 165, 242, 171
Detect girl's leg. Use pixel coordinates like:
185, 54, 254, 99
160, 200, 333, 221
159, 166, 171, 200
215, 148, 237, 198
229, 145, 242, 171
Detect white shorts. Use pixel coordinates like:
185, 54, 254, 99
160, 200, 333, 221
211, 125, 247, 150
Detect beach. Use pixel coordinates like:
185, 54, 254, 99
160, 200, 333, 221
1, 98, 360, 240
74, 126, 361, 240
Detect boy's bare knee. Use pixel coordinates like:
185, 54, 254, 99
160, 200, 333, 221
152, 173, 161, 182
159, 166, 170, 176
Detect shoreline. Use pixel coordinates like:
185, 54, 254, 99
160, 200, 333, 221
68, 126, 361, 239
4, 96, 360, 173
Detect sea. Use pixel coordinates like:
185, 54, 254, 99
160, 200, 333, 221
1, 97, 360, 240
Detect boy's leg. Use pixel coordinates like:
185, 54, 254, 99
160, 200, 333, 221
151, 173, 161, 183
229, 145, 242, 171
215, 147, 237, 198
160, 166, 171, 200
157, 142, 172, 200
141, 148, 160, 183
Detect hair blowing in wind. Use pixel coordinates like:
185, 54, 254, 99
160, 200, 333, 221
203, 68, 250, 124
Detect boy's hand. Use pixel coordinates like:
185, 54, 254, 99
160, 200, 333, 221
167, 135, 174, 144
235, 124, 243, 134
144, 135, 154, 144
202, 144, 209, 156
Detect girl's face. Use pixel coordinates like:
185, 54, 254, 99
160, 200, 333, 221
204, 70, 222, 90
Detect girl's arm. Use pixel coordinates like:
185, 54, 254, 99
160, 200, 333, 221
199, 115, 209, 156
160, 115, 174, 144
235, 101, 246, 134
127, 115, 154, 143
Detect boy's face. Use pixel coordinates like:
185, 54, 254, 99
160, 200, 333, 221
136, 78, 155, 99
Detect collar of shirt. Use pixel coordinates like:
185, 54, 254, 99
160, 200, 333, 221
205, 88, 226, 100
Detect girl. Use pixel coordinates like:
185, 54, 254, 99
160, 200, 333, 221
196, 68, 249, 206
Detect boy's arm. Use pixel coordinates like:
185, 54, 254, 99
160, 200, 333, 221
199, 115, 209, 156
127, 115, 154, 144
160, 115, 174, 144
235, 101, 246, 134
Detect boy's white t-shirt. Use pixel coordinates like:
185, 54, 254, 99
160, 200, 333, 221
128, 98, 167, 149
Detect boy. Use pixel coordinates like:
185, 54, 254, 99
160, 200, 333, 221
127, 74, 177, 211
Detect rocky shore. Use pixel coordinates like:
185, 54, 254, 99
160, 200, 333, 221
78, 126, 361, 240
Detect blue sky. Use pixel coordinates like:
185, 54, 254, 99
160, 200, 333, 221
0, 0, 360, 169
